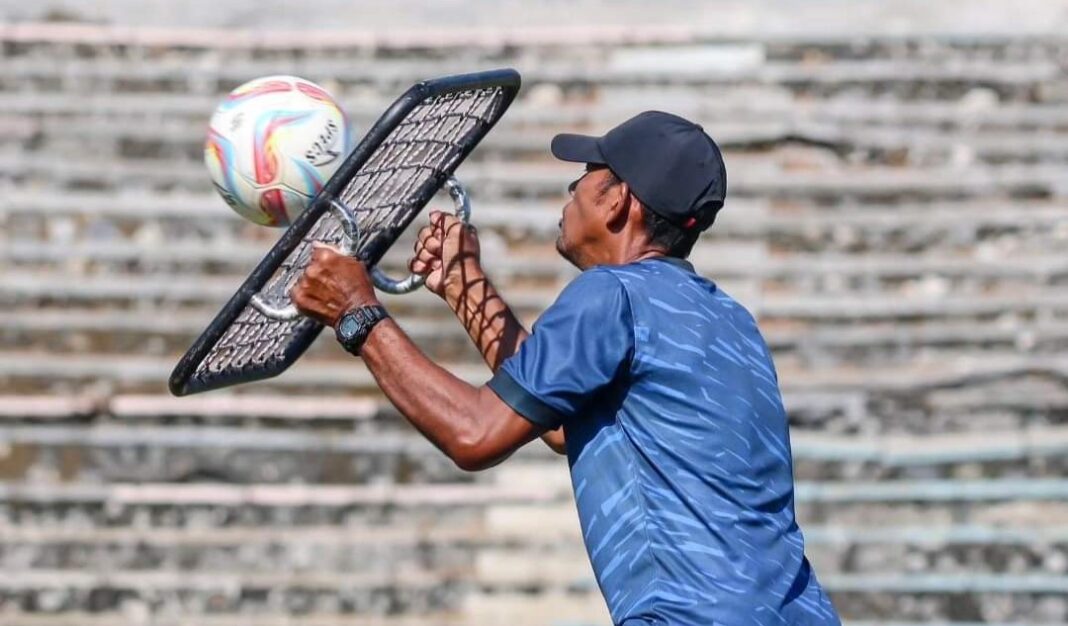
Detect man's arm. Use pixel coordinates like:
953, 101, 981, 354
445, 264, 526, 373
360, 317, 545, 470
291, 244, 547, 471
410, 212, 566, 454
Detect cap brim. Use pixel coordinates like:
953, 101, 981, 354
550, 133, 606, 164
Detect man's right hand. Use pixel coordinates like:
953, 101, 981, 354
410, 210, 482, 305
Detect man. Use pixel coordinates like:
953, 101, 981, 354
292, 111, 841, 625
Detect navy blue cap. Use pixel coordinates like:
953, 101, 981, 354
551, 111, 727, 231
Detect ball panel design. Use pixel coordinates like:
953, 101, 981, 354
204, 75, 355, 227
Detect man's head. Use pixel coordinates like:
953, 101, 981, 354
551, 111, 727, 270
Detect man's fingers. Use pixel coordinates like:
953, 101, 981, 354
290, 283, 313, 311
429, 210, 448, 233
415, 247, 435, 265
408, 246, 436, 272
310, 241, 343, 255
431, 212, 461, 233
413, 227, 442, 251
310, 247, 338, 265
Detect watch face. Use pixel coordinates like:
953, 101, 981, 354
339, 314, 360, 339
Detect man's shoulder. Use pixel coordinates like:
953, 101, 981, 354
591, 257, 701, 288
559, 266, 628, 300
569, 260, 672, 293
535, 267, 632, 330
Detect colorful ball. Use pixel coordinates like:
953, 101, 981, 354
205, 75, 355, 227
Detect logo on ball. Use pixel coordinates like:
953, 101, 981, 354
306, 119, 343, 167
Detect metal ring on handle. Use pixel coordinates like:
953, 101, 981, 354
371, 175, 471, 295
247, 177, 469, 320
248, 200, 361, 322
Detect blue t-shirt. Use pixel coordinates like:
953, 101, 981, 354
488, 257, 840, 626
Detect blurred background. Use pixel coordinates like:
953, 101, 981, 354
2, 1, 1068, 624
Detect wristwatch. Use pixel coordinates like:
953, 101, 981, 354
335, 304, 389, 356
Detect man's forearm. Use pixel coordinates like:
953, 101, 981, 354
443, 263, 566, 454
444, 263, 529, 372
360, 316, 543, 470
361, 318, 479, 457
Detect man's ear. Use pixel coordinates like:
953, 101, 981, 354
604, 181, 632, 233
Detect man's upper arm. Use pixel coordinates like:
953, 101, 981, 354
486, 269, 634, 432
457, 384, 547, 471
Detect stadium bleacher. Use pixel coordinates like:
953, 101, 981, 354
2, 3, 1068, 624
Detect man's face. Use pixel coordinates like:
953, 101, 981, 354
556, 164, 617, 269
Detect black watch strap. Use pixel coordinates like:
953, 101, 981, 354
335, 304, 389, 356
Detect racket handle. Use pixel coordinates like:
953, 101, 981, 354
371, 175, 471, 295
248, 198, 365, 321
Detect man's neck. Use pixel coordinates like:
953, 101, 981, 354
624, 248, 671, 264
599, 243, 671, 267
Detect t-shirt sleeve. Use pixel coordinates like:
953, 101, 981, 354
487, 269, 633, 430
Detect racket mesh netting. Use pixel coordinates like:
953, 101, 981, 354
193, 86, 508, 382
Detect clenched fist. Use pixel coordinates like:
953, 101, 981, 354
409, 210, 483, 302
291, 242, 379, 327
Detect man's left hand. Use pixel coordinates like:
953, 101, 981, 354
291, 242, 379, 327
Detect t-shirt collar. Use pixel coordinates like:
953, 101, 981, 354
647, 255, 695, 273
